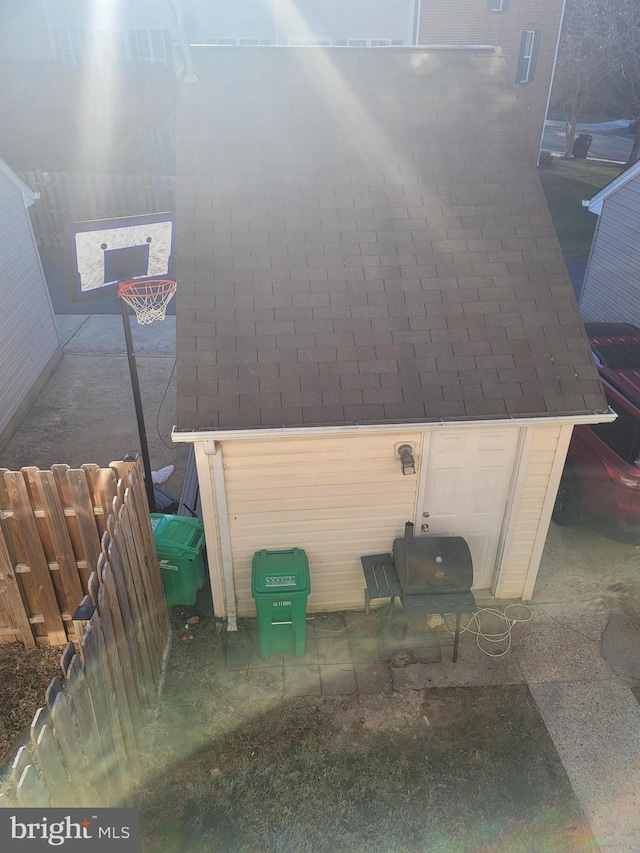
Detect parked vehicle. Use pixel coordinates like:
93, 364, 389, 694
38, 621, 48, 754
553, 323, 640, 537
628, 117, 639, 134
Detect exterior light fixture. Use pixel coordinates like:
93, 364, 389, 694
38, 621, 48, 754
397, 444, 416, 475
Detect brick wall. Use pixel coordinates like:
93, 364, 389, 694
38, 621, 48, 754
418, 0, 565, 162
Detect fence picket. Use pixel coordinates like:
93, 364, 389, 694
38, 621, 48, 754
65, 651, 111, 804
0, 525, 35, 647
119, 498, 161, 676
47, 684, 97, 807
100, 560, 145, 742
27, 470, 85, 615
101, 534, 147, 708
82, 620, 124, 804
82, 464, 118, 536
95, 577, 140, 774
17, 764, 51, 808
1, 460, 171, 809
33, 722, 79, 807
2, 472, 67, 645
66, 469, 102, 581
107, 529, 154, 706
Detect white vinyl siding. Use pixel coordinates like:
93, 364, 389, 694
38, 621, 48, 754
0, 175, 60, 440
580, 180, 640, 327
198, 422, 567, 616
493, 424, 567, 600
221, 433, 422, 615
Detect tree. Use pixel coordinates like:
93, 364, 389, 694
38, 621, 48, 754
601, 0, 640, 164
551, 0, 614, 158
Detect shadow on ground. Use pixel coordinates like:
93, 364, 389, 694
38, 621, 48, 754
137, 616, 595, 853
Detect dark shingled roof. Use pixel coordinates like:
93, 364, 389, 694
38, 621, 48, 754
175, 46, 606, 431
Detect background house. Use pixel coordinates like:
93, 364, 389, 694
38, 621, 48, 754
0, 158, 61, 452
173, 46, 608, 628
579, 161, 640, 326
0, 1, 564, 169
416, 0, 566, 162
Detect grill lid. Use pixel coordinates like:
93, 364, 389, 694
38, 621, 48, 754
392, 522, 473, 595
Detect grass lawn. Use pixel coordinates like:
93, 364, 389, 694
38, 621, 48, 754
539, 158, 625, 259
137, 628, 596, 853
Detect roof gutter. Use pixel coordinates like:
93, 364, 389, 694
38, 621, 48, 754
0, 158, 39, 208
537, 0, 566, 165
172, 410, 615, 445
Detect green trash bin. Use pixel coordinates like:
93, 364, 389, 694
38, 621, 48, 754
150, 514, 205, 609
251, 548, 310, 659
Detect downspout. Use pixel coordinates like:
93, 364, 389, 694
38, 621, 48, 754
204, 440, 237, 631
195, 439, 238, 631
414, 0, 423, 46
537, 0, 566, 165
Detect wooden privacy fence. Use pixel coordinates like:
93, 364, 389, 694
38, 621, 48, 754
0, 461, 158, 646
0, 461, 170, 807
19, 170, 175, 249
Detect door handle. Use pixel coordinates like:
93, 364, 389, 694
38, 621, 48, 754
421, 523, 429, 532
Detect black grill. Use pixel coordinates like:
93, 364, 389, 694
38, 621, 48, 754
393, 522, 473, 596
360, 522, 477, 661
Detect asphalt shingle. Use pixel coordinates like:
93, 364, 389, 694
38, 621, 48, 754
176, 46, 607, 431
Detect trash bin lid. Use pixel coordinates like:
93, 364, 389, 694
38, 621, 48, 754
252, 548, 310, 596
150, 513, 205, 557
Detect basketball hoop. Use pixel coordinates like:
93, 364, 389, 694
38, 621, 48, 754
118, 278, 177, 325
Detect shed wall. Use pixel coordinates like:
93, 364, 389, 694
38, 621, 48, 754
0, 174, 60, 443
221, 432, 422, 616
210, 421, 566, 617
494, 422, 565, 599
580, 182, 640, 325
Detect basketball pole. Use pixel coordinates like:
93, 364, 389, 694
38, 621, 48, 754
120, 296, 157, 513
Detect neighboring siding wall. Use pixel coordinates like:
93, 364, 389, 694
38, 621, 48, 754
580, 184, 640, 325
0, 175, 60, 438
187, 0, 414, 44
494, 422, 563, 599
418, 0, 564, 161
221, 432, 422, 616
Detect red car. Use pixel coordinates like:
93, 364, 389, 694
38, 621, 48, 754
553, 323, 640, 537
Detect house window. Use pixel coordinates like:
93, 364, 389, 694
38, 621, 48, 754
288, 39, 331, 46
487, 0, 509, 11
239, 39, 259, 46
337, 38, 403, 48
56, 28, 83, 67
516, 30, 539, 83
217, 38, 237, 46
133, 29, 166, 64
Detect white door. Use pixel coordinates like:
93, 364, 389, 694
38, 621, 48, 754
418, 428, 520, 589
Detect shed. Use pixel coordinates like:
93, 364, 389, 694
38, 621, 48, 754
173, 46, 610, 628
0, 157, 61, 451
579, 160, 640, 326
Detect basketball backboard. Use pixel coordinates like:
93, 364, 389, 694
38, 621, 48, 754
69, 212, 175, 301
